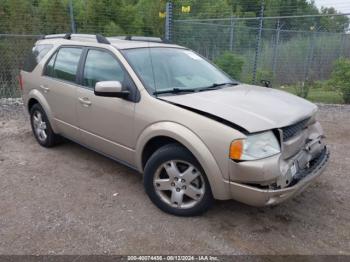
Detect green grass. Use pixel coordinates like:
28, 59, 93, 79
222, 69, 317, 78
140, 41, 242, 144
277, 86, 344, 104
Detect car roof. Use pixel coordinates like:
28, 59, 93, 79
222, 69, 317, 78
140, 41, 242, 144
35, 34, 184, 50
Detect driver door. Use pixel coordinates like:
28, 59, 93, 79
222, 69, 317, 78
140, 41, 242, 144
76, 48, 136, 165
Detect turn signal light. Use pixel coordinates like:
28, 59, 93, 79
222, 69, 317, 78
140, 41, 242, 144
229, 140, 243, 160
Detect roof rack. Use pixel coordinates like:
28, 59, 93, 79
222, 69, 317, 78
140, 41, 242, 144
43, 33, 110, 44
112, 36, 169, 43
43, 33, 70, 40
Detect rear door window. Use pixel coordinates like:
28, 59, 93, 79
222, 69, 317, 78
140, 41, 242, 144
22, 44, 53, 72
52, 47, 83, 83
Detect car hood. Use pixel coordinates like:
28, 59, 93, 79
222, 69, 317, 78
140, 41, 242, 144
160, 84, 318, 133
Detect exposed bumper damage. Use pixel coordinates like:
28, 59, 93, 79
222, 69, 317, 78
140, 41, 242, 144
228, 119, 330, 206
228, 146, 329, 206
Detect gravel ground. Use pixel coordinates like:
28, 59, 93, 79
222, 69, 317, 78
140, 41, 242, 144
0, 103, 349, 255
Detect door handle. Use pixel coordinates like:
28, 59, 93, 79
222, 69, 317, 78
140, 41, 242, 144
78, 97, 92, 107
40, 85, 50, 93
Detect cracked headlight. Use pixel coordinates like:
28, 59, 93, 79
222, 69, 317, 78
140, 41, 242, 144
230, 131, 280, 161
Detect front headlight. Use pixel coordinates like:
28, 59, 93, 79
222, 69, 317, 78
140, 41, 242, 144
230, 131, 280, 161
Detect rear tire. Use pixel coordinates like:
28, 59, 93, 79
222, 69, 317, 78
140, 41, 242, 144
30, 103, 62, 147
144, 143, 213, 216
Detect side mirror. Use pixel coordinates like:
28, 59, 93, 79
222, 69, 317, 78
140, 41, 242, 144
94, 81, 130, 98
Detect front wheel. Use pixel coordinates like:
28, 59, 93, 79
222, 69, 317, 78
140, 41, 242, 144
144, 144, 213, 216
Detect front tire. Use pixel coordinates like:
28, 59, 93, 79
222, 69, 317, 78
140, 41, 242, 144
30, 103, 61, 147
144, 144, 213, 216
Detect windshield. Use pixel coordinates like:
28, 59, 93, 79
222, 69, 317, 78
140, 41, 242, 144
122, 47, 236, 95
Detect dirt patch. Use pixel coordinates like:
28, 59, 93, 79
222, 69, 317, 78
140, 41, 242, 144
0, 104, 349, 255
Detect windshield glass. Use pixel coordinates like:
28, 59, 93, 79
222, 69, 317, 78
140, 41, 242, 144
122, 47, 235, 94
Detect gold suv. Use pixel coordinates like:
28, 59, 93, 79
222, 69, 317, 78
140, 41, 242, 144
21, 34, 330, 216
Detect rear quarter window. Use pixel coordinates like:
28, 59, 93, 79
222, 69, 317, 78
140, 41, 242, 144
22, 44, 53, 72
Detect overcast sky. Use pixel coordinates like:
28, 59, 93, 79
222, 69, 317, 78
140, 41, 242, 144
313, 0, 350, 13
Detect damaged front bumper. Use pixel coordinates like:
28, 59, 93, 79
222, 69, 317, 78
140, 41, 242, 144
228, 146, 330, 206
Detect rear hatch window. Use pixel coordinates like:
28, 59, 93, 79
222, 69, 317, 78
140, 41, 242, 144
22, 44, 53, 72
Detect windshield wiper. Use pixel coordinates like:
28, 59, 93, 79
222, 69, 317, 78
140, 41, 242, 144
197, 82, 238, 92
153, 88, 197, 95
153, 82, 238, 95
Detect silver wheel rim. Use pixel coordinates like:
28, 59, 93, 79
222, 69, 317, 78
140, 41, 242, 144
154, 160, 205, 209
32, 111, 47, 142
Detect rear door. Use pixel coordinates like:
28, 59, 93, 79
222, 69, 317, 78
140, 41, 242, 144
41, 46, 83, 141
76, 48, 136, 165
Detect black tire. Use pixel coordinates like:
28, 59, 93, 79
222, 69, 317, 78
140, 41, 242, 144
144, 143, 213, 216
30, 103, 62, 147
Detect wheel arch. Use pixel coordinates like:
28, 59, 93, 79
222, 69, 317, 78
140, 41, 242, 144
135, 122, 231, 200
28, 98, 39, 112
26, 89, 58, 132
141, 136, 181, 170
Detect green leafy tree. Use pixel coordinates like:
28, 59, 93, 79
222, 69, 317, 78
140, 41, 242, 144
176, 0, 231, 19
0, 0, 349, 35
104, 21, 125, 36
319, 7, 349, 32
38, 0, 70, 34
330, 58, 350, 103
0, 0, 40, 34
214, 52, 244, 80
135, 0, 165, 36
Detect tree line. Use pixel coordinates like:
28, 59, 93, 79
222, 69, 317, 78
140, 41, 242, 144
0, 0, 348, 36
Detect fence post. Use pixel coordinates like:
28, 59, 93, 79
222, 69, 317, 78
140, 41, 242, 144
69, 0, 76, 33
338, 33, 345, 58
252, 0, 264, 84
304, 29, 316, 83
165, 1, 173, 42
272, 19, 281, 87
229, 16, 235, 51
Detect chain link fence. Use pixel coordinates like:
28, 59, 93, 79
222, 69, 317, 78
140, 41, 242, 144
1, 1, 350, 120
173, 16, 350, 87
0, 35, 40, 120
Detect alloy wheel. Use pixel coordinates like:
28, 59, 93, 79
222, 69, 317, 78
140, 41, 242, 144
32, 110, 48, 142
153, 160, 205, 209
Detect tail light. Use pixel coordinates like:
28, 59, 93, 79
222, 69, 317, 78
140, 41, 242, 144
18, 73, 23, 91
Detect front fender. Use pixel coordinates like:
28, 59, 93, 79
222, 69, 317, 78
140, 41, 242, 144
27, 89, 58, 132
135, 121, 231, 200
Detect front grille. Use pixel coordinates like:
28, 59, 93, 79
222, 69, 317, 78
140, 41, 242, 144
281, 118, 310, 141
